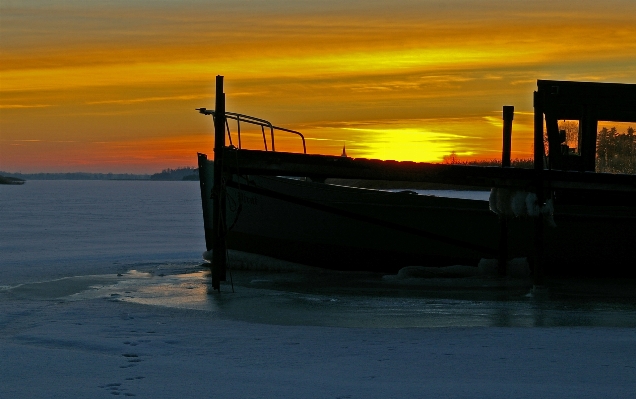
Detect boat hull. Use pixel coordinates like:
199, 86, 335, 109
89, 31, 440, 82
199, 155, 528, 273
200, 158, 636, 277
198, 155, 636, 277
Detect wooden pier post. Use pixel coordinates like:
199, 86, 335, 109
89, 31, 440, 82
533, 92, 545, 287
498, 106, 514, 276
502, 106, 514, 168
198, 153, 214, 253
212, 75, 227, 290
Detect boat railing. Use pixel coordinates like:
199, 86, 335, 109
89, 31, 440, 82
197, 109, 306, 154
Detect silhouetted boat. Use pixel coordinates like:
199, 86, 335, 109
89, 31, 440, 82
197, 79, 636, 279
0, 175, 25, 185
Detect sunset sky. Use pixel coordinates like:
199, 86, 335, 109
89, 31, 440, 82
2, 0, 636, 173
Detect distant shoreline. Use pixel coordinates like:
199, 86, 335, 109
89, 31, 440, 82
0, 167, 199, 182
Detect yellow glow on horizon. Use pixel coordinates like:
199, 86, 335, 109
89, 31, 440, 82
287, 115, 536, 163
340, 127, 469, 162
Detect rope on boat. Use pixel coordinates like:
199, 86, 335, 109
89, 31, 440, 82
489, 188, 556, 228
488, 189, 555, 217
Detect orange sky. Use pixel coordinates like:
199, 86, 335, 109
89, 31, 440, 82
2, 0, 636, 173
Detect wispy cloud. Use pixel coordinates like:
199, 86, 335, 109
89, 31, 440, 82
341, 127, 469, 140
86, 95, 208, 105
0, 104, 53, 109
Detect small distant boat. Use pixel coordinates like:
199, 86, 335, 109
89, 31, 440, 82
0, 175, 25, 185
197, 79, 636, 280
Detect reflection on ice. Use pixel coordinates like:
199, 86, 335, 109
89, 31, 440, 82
6, 259, 636, 329
85, 269, 220, 312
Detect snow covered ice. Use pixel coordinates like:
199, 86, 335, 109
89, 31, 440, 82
2, 181, 636, 398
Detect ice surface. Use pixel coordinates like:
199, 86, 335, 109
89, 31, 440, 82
396, 265, 480, 278
3, 266, 636, 398
394, 258, 530, 279
2, 181, 636, 398
0, 181, 205, 284
3, 290, 636, 399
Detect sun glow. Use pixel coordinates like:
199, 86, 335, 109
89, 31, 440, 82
340, 127, 469, 163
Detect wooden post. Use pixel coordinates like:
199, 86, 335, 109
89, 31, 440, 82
212, 75, 227, 290
533, 92, 545, 286
580, 107, 598, 172
502, 106, 514, 167
498, 106, 514, 276
198, 153, 214, 253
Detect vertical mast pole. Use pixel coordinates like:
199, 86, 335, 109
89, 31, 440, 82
212, 75, 227, 290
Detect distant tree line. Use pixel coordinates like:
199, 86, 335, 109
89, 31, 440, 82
443, 125, 635, 175
442, 152, 533, 168
1, 166, 201, 181
150, 167, 199, 181
596, 126, 635, 174
0, 171, 150, 180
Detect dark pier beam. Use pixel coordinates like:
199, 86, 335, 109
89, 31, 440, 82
498, 106, 514, 276
545, 114, 561, 170
501, 106, 514, 168
222, 147, 636, 192
212, 75, 227, 290
533, 91, 545, 171
533, 92, 545, 287
198, 153, 214, 252
580, 107, 598, 172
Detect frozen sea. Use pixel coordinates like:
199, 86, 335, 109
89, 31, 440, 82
1, 180, 636, 398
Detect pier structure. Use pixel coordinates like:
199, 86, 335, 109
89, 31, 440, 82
201, 78, 636, 290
